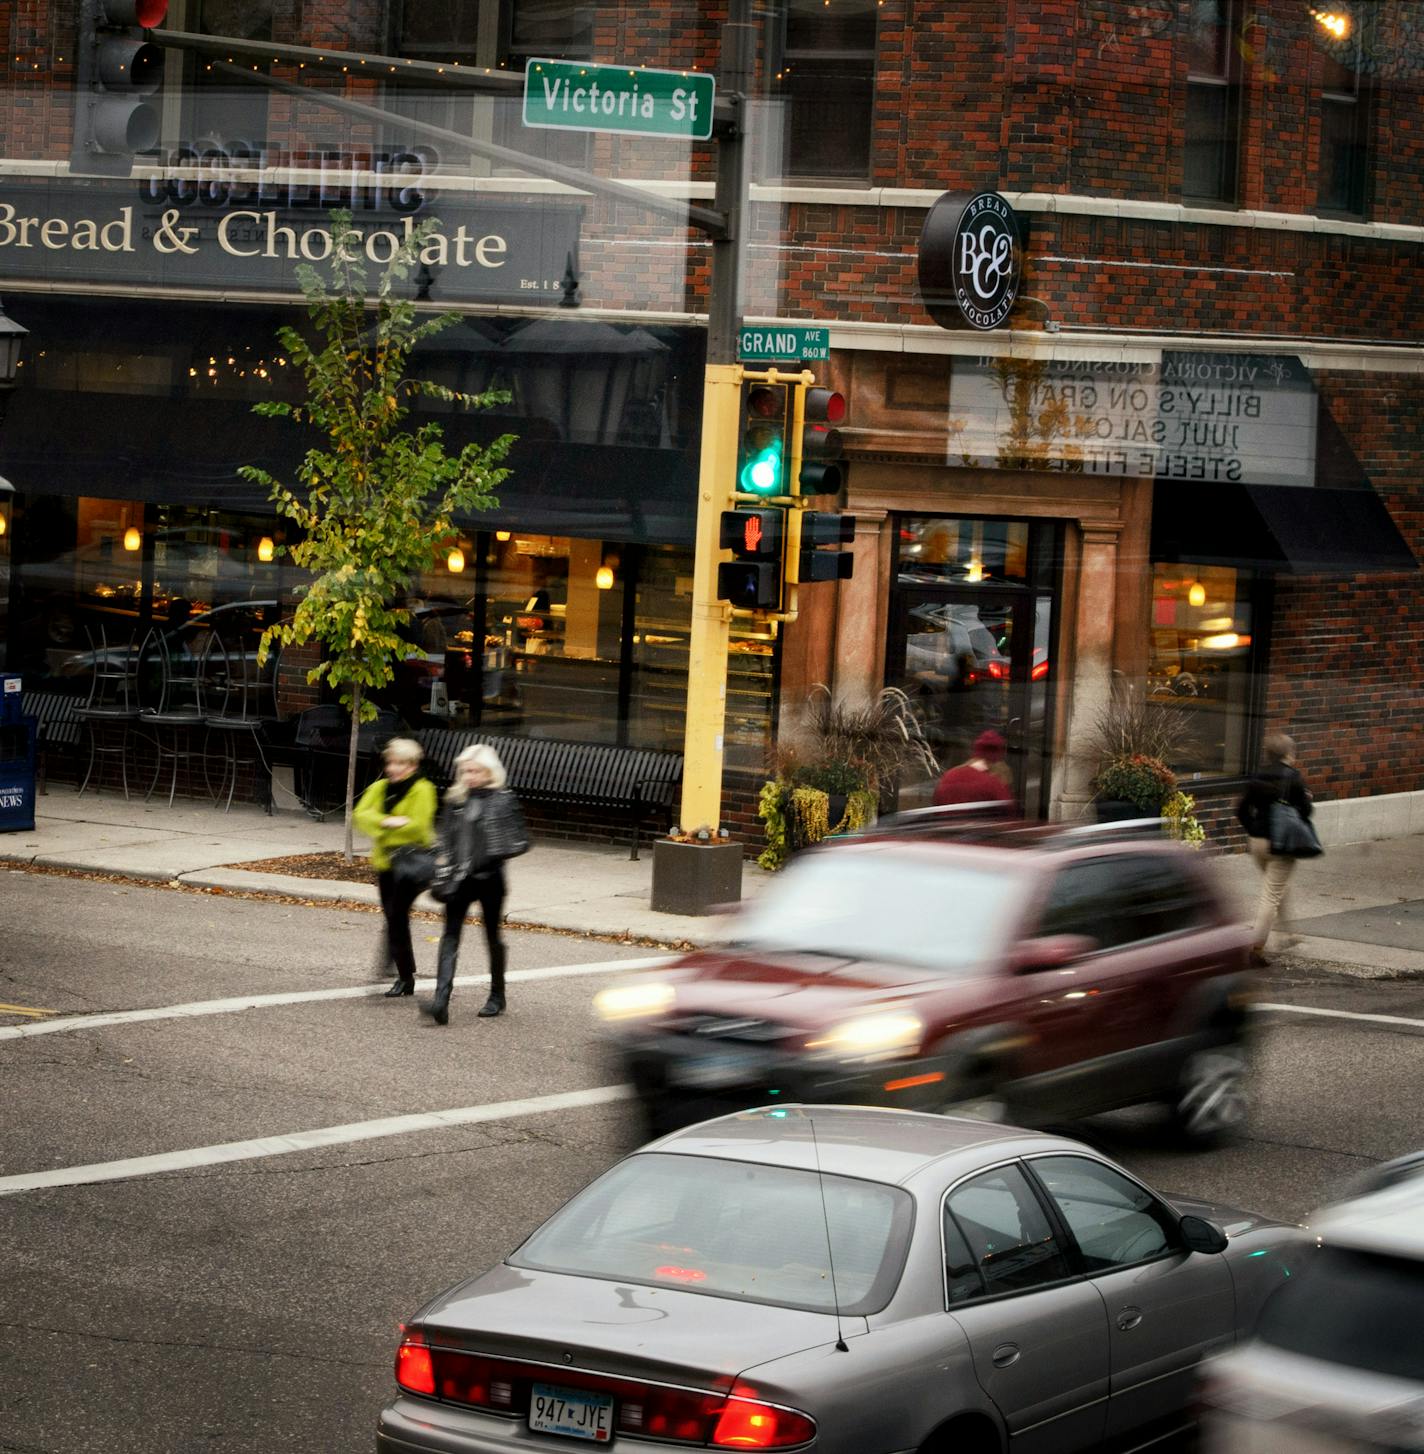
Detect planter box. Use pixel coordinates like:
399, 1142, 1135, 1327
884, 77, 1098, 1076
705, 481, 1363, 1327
651, 839, 743, 916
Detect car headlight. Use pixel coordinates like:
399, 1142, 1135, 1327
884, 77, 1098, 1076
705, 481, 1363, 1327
806, 1010, 924, 1063
593, 981, 676, 1023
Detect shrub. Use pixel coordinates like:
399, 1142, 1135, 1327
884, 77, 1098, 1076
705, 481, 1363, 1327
1092, 753, 1177, 813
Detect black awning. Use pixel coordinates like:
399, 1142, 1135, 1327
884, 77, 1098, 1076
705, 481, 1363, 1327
1151, 482, 1417, 576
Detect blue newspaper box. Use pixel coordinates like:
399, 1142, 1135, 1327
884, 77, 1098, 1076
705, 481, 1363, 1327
0, 678, 37, 833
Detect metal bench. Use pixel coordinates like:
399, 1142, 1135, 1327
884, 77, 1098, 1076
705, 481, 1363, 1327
416, 730, 683, 861
25, 691, 84, 792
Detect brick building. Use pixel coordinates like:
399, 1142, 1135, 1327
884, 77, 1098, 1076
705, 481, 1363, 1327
0, 0, 1417, 844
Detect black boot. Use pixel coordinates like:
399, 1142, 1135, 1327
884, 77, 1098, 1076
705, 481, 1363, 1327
383, 978, 413, 997
477, 950, 506, 1018
430, 937, 458, 1025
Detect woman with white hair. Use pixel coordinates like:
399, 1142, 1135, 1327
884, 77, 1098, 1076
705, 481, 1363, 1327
352, 736, 438, 997
430, 743, 528, 1024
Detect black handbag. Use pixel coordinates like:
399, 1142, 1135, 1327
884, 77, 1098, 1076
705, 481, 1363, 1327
389, 845, 439, 891
1268, 801, 1323, 859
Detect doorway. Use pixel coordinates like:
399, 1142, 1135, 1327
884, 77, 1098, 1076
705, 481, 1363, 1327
885, 516, 1060, 817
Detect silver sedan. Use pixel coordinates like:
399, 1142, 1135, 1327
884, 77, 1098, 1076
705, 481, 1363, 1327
376, 1107, 1301, 1454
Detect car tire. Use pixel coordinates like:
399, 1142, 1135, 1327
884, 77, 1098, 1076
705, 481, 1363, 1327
1171, 1044, 1250, 1147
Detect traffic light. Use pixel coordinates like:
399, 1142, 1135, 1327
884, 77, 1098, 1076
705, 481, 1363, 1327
71, 0, 169, 178
738, 381, 790, 496
797, 387, 847, 495
794, 510, 855, 583
717, 506, 784, 610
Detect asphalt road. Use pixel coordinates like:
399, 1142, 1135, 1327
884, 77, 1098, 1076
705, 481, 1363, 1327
1, 870, 1421, 1454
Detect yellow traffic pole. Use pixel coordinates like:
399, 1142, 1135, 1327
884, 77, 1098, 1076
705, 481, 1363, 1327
677, 361, 743, 833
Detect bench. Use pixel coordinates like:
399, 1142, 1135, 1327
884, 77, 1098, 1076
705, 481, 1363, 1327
416, 730, 683, 861
24, 691, 85, 792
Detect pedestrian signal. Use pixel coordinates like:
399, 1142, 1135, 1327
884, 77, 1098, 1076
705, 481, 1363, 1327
718, 507, 784, 610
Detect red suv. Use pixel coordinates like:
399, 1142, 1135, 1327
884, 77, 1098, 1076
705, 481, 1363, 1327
596, 818, 1255, 1146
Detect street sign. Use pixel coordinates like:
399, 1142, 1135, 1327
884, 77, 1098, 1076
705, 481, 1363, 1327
737, 325, 830, 364
522, 59, 715, 141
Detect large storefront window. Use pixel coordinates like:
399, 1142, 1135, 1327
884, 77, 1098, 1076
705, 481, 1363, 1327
390, 532, 775, 764
1148, 563, 1259, 778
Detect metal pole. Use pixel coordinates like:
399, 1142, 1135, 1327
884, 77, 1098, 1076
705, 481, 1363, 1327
669, 0, 755, 841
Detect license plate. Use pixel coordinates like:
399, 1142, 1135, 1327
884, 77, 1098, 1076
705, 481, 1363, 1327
669, 1048, 761, 1089
529, 1383, 614, 1443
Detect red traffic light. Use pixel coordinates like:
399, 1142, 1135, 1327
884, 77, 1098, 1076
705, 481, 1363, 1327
804, 388, 845, 424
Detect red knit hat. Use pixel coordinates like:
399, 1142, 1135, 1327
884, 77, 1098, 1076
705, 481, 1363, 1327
974, 729, 1007, 762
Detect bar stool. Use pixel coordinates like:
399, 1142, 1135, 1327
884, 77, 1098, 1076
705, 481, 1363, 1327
75, 624, 140, 798
138, 625, 206, 806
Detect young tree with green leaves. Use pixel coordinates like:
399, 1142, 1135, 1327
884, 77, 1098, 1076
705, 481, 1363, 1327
240, 211, 514, 859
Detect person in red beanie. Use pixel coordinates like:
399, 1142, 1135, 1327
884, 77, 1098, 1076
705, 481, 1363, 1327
932, 730, 1016, 808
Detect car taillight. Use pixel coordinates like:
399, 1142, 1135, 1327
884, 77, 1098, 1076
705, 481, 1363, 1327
1031, 658, 1049, 680
619, 1385, 723, 1441
986, 659, 1008, 680
431, 1351, 518, 1411
713, 1396, 817, 1448
395, 1335, 435, 1396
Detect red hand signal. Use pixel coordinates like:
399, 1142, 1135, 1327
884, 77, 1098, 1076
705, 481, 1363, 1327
743, 515, 763, 552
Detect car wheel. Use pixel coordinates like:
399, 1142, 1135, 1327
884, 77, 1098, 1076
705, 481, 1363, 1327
1172, 1045, 1249, 1146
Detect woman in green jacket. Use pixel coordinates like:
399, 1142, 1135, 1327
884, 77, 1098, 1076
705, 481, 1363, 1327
353, 736, 438, 997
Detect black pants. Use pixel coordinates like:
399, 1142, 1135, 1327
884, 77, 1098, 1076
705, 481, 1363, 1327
376, 868, 420, 986
435, 867, 507, 1009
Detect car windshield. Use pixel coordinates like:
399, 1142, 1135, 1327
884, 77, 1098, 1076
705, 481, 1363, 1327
729, 848, 1020, 971
510, 1152, 914, 1316
1255, 1246, 1424, 1383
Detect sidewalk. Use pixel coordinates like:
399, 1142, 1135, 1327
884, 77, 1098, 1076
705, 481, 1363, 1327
3, 792, 1422, 973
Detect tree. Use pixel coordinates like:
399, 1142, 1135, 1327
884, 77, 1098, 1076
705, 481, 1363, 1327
240, 211, 514, 859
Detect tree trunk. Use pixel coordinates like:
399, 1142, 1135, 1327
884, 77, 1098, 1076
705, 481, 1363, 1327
344, 682, 362, 863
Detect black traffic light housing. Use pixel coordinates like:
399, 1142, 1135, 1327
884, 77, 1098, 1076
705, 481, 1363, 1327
795, 510, 855, 583
717, 506, 785, 610
797, 386, 847, 495
738, 381, 791, 497
71, 0, 169, 178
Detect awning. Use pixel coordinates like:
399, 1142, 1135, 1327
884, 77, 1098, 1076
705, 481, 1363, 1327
1151, 481, 1417, 576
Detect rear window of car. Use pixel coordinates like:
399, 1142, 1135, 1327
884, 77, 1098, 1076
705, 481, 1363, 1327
510, 1152, 915, 1316
1255, 1246, 1424, 1382
729, 848, 1022, 972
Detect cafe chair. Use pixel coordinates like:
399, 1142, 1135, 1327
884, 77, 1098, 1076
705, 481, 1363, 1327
75, 624, 141, 798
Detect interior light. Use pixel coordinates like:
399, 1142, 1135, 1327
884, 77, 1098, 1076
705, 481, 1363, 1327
446, 547, 466, 573
0, 511, 6, 537
966, 558, 984, 583
1201, 632, 1251, 650
257, 536, 275, 563
495, 530, 511, 541
1188, 581, 1207, 607
123, 527, 141, 552
595, 565, 615, 590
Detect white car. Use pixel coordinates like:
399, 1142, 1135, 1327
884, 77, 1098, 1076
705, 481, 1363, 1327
1201, 1152, 1424, 1452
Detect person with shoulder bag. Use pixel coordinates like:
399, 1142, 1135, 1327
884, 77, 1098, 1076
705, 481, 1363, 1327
352, 737, 439, 998
1235, 731, 1320, 966
428, 743, 529, 1025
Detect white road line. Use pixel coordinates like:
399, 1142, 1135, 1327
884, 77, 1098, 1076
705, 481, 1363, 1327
1255, 1001, 1424, 1031
0, 955, 672, 1043
0, 1084, 636, 1197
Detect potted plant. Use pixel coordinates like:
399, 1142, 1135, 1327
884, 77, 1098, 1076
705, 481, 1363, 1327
1091, 751, 1178, 821
1084, 683, 1203, 843
757, 687, 936, 870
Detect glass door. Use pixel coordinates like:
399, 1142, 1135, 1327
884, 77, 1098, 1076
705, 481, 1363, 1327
886, 516, 1058, 817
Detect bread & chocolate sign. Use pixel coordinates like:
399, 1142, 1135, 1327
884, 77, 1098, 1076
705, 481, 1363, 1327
0, 176, 581, 305
918, 191, 1024, 331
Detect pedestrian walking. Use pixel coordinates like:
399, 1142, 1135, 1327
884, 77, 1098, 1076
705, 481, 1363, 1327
1236, 732, 1317, 966
429, 743, 529, 1025
352, 737, 438, 998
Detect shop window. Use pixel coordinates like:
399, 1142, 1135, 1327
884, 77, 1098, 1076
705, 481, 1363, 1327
398, 534, 774, 762
1317, 4, 1370, 215
897, 518, 1031, 588
386, 0, 593, 171
1148, 563, 1259, 777
1182, 0, 1239, 203
769, 0, 877, 181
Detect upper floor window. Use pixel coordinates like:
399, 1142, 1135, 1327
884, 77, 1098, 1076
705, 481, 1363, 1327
1318, 4, 1370, 215
1182, 0, 1239, 203
386, 0, 593, 171
769, 0, 877, 181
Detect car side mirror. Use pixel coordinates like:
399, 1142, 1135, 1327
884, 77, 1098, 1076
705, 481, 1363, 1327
1012, 934, 1098, 973
1179, 1215, 1229, 1254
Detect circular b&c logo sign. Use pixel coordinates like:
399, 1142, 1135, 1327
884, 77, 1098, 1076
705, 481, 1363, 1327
918, 191, 1023, 331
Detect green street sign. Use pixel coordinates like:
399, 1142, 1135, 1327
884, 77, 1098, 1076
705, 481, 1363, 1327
738, 325, 831, 365
523, 59, 715, 141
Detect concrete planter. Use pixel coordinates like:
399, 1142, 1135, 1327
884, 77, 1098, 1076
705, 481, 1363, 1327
651, 838, 743, 916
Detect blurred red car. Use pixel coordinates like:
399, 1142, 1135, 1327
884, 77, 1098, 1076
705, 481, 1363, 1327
597, 818, 1255, 1146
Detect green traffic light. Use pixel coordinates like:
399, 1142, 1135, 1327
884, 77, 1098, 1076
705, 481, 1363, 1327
741, 440, 783, 494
